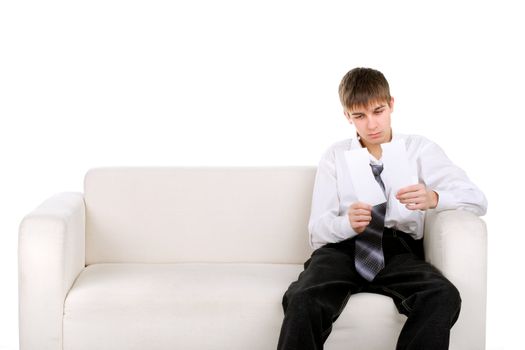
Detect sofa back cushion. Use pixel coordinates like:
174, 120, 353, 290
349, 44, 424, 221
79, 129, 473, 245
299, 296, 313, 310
84, 167, 315, 265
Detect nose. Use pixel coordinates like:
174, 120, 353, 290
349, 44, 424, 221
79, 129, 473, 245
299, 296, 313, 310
367, 116, 378, 130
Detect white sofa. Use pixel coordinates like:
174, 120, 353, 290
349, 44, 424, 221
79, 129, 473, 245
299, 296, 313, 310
18, 167, 487, 350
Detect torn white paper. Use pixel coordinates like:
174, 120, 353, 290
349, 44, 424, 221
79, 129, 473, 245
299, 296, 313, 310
344, 148, 387, 206
381, 138, 419, 199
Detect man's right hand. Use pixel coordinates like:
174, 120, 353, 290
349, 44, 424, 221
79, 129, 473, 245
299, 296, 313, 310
347, 202, 372, 234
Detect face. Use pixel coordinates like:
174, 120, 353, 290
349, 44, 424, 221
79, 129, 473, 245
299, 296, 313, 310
344, 97, 394, 148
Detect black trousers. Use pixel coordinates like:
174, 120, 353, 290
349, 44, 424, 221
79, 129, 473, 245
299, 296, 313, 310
277, 228, 461, 350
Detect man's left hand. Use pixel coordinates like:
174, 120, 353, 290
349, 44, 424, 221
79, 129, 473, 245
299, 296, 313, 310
395, 184, 439, 211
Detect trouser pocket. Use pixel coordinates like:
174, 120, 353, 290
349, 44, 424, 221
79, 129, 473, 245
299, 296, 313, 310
398, 235, 414, 254
396, 232, 425, 260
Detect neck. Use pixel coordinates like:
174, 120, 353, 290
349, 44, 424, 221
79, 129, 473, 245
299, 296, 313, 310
357, 128, 393, 159
369, 146, 383, 159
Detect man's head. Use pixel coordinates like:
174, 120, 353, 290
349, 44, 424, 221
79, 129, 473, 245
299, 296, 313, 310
338, 67, 393, 148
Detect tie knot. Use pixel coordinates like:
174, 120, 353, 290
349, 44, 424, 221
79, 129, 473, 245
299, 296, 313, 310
370, 163, 383, 176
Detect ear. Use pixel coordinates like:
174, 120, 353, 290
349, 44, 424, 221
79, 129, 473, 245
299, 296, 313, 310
344, 110, 353, 124
389, 97, 395, 112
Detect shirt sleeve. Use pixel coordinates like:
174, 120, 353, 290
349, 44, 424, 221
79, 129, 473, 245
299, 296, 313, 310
308, 146, 358, 250
418, 138, 488, 216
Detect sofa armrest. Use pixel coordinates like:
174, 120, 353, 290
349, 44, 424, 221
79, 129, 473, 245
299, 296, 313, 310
18, 192, 86, 350
423, 209, 488, 350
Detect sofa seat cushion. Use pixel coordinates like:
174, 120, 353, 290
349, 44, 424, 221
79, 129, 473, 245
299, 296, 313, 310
63, 263, 406, 350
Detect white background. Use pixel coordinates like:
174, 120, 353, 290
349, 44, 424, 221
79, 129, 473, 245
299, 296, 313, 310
0, 1, 522, 349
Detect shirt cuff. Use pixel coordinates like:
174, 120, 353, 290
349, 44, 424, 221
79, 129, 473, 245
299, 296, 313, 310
338, 215, 358, 240
433, 190, 456, 211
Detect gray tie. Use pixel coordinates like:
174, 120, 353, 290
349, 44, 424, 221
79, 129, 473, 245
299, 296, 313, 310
354, 163, 387, 282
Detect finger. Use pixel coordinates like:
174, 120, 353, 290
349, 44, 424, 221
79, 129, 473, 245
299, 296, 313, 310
355, 202, 373, 209
405, 202, 423, 210
352, 215, 372, 222
396, 184, 417, 196
397, 184, 424, 197
399, 187, 428, 201
397, 187, 426, 200
398, 196, 423, 204
351, 208, 372, 216
352, 202, 373, 210
353, 222, 369, 229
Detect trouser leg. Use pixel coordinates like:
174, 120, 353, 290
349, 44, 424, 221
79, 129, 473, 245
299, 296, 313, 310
370, 231, 462, 350
277, 240, 365, 350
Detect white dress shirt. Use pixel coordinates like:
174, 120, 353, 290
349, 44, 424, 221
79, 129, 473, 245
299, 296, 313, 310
308, 131, 488, 250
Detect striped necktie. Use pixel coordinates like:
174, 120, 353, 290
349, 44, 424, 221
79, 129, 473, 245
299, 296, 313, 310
354, 163, 387, 282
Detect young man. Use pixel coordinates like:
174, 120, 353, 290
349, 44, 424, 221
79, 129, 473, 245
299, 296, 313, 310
277, 67, 487, 350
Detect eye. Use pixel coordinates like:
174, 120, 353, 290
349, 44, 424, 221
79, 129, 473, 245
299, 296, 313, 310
374, 109, 384, 115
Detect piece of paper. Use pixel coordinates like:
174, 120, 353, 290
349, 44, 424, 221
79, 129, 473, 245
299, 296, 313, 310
380, 139, 418, 199
344, 148, 387, 206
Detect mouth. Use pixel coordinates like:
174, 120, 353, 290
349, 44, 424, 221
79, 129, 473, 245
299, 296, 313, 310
369, 132, 382, 138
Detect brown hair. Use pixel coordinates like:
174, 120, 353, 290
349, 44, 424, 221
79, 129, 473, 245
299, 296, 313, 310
338, 67, 391, 111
